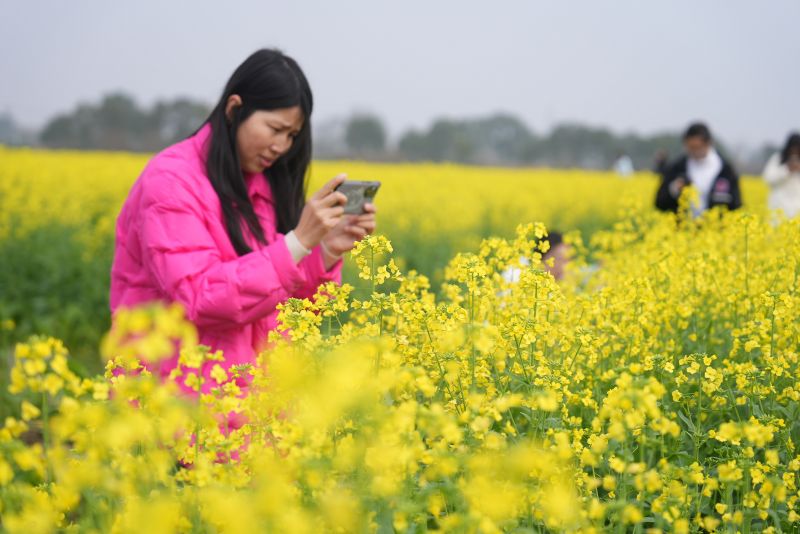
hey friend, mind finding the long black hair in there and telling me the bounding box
[780,132,800,164]
[202,49,313,256]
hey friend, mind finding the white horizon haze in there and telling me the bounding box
[1,0,798,149]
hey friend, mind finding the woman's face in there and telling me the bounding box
[684,136,711,161]
[232,101,304,173]
[544,243,571,281]
[788,149,800,171]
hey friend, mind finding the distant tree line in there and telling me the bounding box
[0,113,37,146]
[395,115,692,170]
[0,92,777,173]
[318,112,775,173]
[38,93,209,152]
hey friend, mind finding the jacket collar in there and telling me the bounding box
[245,171,273,204]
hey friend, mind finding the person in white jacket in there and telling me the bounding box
[763,132,800,218]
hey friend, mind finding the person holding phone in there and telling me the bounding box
[110,49,376,393]
[655,122,742,216]
[762,132,800,218]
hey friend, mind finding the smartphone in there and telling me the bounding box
[335,180,381,215]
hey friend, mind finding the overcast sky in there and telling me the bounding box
[2,1,798,147]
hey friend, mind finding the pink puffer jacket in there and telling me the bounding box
[110,123,341,393]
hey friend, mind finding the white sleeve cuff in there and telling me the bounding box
[285,230,311,264]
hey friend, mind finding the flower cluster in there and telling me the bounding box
[0,147,796,532]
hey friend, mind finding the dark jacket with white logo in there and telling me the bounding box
[655,155,742,213]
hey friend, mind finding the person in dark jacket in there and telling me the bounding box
[655,122,742,214]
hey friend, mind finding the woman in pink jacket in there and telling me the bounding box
[110,49,375,393]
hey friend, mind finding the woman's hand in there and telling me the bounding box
[669,177,687,199]
[294,174,348,249]
[321,203,378,268]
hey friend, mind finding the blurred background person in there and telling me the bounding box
[613,152,634,178]
[762,132,800,218]
[652,148,669,175]
[503,231,570,283]
[655,122,742,215]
